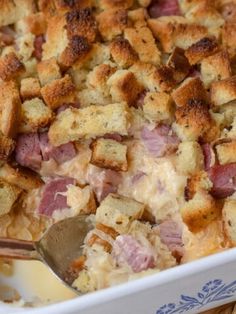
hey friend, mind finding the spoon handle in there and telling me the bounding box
[0,238,41,260]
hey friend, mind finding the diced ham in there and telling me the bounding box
[39,133,76,164]
[202,143,214,171]
[208,163,236,198]
[141,125,180,157]
[33,35,45,61]
[148,0,181,18]
[15,133,42,170]
[87,166,122,202]
[158,220,184,260]
[38,178,76,216]
[56,102,80,114]
[112,235,155,272]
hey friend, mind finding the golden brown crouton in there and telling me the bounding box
[215,141,236,165]
[41,74,76,110]
[59,36,92,68]
[148,16,208,53]
[110,37,139,68]
[181,190,221,233]
[0,52,25,81]
[91,138,128,171]
[42,14,68,60]
[16,12,47,35]
[21,98,53,131]
[37,57,61,86]
[222,199,236,246]
[107,70,144,106]
[178,0,212,14]
[0,180,22,216]
[88,223,119,252]
[54,0,94,12]
[124,26,161,65]
[172,77,208,107]
[96,193,145,233]
[97,0,134,10]
[143,91,174,123]
[20,77,41,100]
[185,37,219,65]
[222,22,236,57]
[200,50,232,88]
[176,141,204,175]
[97,8,128,41]
[0,163,43,190]
[167,47,191,83]
[128,8,147,27]
[211,76,236,106]
[48,103,130,146]
[0,0,35,27]
[185,170,213,201]
[65,9,97,43]
[0,81,21,138]
[173,100,215,141]
[153,66,177,92]
[0,134,15,162]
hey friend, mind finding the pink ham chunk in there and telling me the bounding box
[33,35,45,61]
[158,220,184,260]
[87,167,122,202]
[148,0,181,18]
[38,178,76,216]
[202,143,214,171]
[208,163,236,198]
[141,125,180,157]
[39,133,76,164]
[15,133,42,170]
[112,235,155,272]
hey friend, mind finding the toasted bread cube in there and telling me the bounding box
[124,26,161,66]
[65,9,97,43]
[20,77,41,100]
[143,92,173,123]
[41,74,76,110]
[15,12,46,35]
[129,62,159,92]
[48,103,130,146]
[97,9,128,41]
[153,66,176,92]
[0,163,43,190]
[178,0,210,14]
[0,81,21,138]
[0,180,22,216]
[176,141,204,175]
[91,139,128,171]
[167,47,191,83]
[215,141,236,165]
[21,98,53,130]
[173,100,216,141]
[185,171,213,201]
[107,70,144,106]
[0,0,35,27]
[222,199,236,246]
[128,8,148,27]
[222,22,236,57]
[37,57,61,86]
[201,50,232,88]
[148,16,208,53]
[16,33,35,62]
[97,0,133,9]
[96,193,145,233]
[181,190,220,233]
[58,36,92,68]
[109,37,138,68]
[0,52,25,81]
[211,76,236,107]
[78,88,111,107]
[0,134,15,162]
[172,77,208,107]
[185,37,219,65]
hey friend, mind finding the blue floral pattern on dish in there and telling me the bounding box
[156,279,236,314]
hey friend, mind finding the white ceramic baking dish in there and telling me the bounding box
[1,247,236,314]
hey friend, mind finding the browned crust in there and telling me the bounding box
[222,22,236,57]
[66,8,97,43]
[210,75,236,106]
[154,65,177,92]
[59,35,92,68]
[0,52,25,81]
[167,47,191,83]
[110,37,139,68]
[172,77,208,107]
[185,37,219,65]
[41,74,76,109]
[0,134,15,162]
[23,12,47,35]
[37,57,61,86]
[98,0,134,10]
[20,77,41,100]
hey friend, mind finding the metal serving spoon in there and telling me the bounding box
[0,215,93,292]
